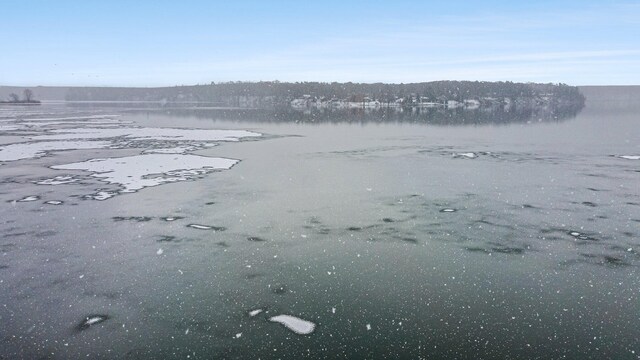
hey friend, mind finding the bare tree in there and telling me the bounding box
[8,93,20,102]
[23,89,34,102]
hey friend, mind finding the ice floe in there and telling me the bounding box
[453,152,478,159]
[0,141,112,161]
[51,154,238,195]
[187,224,226,231]
[142,146,198,154]
[17,195,40,202]
[618,155,640,160]
[45,200,63,205]
[86,191,119,201]
[269,315,316,335]
[77,314,109,330]
[32,127,261,142]
[35,175,81,185]
[249,309,263,317]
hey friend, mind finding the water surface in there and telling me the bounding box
[0,94,638,359]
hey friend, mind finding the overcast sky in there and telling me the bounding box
[1,0,639,86]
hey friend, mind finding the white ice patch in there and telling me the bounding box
[142,146,198,154]
[45,200,63,205]
[0,141,112,161]
[17,195,39,202]
[85,317,103,326]
[188,224,213,230]
[249,309,263,317]
[36,175,80,185]
[87,191,119,201]
[32,127,261,142]
[269,315,316,335]
[618,155,640,160]
[51,154,238,195]
[453,152,478,159]
[22,115,119,122]
[0,124,22,131]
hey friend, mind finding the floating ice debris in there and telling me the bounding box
[45,200,63,205]
[249,309,263,317]
[77,315,109,331]
[269,315,316,335]
[0,141,112,161]
[157,248,164,255]
[112,216,153,222]
[453,152,478,159]
[51,154,238,196]
[187,224,227,231]
[32,127,261,142]
[366,324,372,331]
[35,175,80,185]
[235,333,242,339]
[162,216,183,222]
[17,195,40,202]
[568,231,594,241]
[331,307,336,314]
[618,155,640,160]
[440,208,456,213]
[87,191,119,201]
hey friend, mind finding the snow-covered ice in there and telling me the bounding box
[17,195,40,202]
[453,152,478,159]
[249,309,263,317]
[32,127,261,142]
[0,141,112,161]
[35,175,81,185]
[269,315,316,335]
[618,155,640,160]
[142,146,198,154]
[51,154,238,194]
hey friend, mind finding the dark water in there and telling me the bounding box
[0,93,638,359]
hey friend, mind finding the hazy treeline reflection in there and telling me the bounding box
[67,101,584,126]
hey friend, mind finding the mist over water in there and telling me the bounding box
[0,90,638,359]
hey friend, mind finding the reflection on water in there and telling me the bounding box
[66,100,585,126]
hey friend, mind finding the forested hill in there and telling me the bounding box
[61,81,583,107]
[0,81,584,109]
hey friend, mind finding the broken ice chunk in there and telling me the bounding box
[269,315,316,335]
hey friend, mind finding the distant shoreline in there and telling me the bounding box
[0,100,41,105]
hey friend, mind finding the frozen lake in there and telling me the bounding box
[0,94,639,359]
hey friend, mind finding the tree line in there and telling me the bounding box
[64,80,585,107]
[1,89,40,104]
